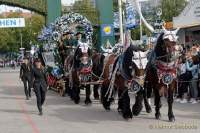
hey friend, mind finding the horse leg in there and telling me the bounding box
[71,71,80,104]
[72,86,80,104]
[64,79,71,97]
[93,85,99,100]
[132,88,144,116]
[101,83,112,110]
[85,85,92,105]
[121,89,132,119]
[168,88,175,122]
[154,88,162,120]
[117,89,123,113]
[143,82,152,113]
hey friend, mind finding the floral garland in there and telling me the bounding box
[38,24,55,42]
[38,12,93,43]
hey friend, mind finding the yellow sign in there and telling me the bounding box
[104,26,111,34]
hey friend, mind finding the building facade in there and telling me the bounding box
[173,0,200,45]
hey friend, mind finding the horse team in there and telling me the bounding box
[56,28,180,122]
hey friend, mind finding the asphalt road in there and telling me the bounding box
[0,69,199,133]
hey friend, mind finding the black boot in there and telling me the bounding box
[39,111,43,116]
[26,96,29,100]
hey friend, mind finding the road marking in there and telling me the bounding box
[5,75,40,133]
[16,97,40,133]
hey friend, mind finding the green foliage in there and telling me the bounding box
[161,0,187,22]
[0,12,45,52]
[63,0,99,24]
[0,0,46,15]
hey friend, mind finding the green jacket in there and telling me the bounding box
[63,39,74,47]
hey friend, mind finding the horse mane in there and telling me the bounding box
[122,45,137,79]
[154,33,167,61]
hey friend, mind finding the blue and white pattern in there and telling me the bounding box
[38,24,55,42]
[114,1,137,29]
[38,12,93,43]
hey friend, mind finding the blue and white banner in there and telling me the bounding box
[114,2,137,29]
[0,18,25,28]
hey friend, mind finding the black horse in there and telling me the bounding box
[145,28,180,122]
[101,44,151,119]
[91,50,105,99]
[71,42,93,104]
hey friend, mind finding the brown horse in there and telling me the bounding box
[145,29,180,122]
[91,50,105,99]
[101,44,151,119]
[63,53,74,98]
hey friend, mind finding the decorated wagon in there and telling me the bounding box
[38,13,94,98]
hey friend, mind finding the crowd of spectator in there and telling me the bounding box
[176,44,200,104]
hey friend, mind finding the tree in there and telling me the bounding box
[0,12,45,52]
[69,0,99,24]
[161,0,187,22]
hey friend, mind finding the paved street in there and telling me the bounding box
[0,69,200,133]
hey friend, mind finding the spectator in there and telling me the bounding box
[176,56,190,103]
[186,51,199,104]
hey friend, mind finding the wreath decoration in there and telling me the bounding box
[38,12,93,43]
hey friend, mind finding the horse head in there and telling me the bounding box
[155,27,180,62]
[164,27,179,51]
[76,41,92,65]
[74,41,92,78]
[123,44,149,81]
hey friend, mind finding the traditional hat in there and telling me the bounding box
[76,32,83,36]
[63,31,71,36]
[34,58,41,62]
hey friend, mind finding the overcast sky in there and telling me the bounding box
[62,0,75,6]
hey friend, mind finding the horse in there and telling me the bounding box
[63,52,74,98]
[145,28,180,122]
[101,44,151,119]
[91,50,105,100]
[70,42,93,104]
[91,45,120,100]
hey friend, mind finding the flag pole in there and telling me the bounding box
[118,0,124,45]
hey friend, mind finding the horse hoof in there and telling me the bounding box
[132,104,143,116]
[74,97,80,104]
[146,107,152,113]
[74,100,80,104]
[155,113,161,120]
[169,116,175,122]
[85,99,92,105]
[123,113,133,120]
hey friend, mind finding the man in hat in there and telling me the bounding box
[32,58,48,115]
[20,57,32,100]
[73,32,83,46]
[63,32,74,48]
[58,32,74,65]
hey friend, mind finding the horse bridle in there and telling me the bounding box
[132,51,148,70]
